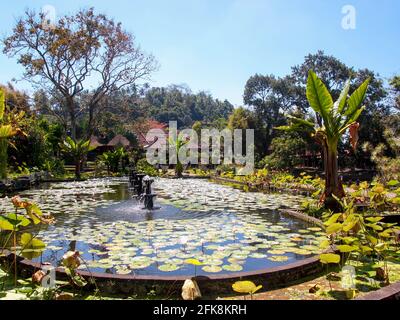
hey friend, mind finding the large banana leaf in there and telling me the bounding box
[277,71,369,147]
[306,70,334,135]
[0,125,15,139]
[344,79,370,117]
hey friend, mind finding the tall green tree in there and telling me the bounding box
[244,51,388,168]
[278,71,370,210]
[390,75,400,110]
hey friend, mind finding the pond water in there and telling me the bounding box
[0,178,327,276]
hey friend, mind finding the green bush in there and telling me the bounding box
[260,134,306,170]
[136,158,160,176]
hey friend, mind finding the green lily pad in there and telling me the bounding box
[158,264,180,272]
[222,264,243,272]
[202,265,222,273]
[268,255,289,262]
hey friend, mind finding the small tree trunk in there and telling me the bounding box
[75,158,81,180]
[66,98,77,140]
[88,104,95,139]
[323,142,345,211]
[0,139,8,179]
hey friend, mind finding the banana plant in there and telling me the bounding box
[277,71,370,210]
[100,147,128,174]
[60,137,96,180]
[168,136,189,178]
[0,88,25,179]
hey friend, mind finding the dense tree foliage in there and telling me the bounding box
[140,85,234,128]
[3,8,157,140]
[244,51,393,170]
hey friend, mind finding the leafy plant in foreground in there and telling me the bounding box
[0,196,53,286]
[232,281,262,300]
[320,197,400,287]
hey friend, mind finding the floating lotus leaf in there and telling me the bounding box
[249,253,268,259]
[169,258,184,265]
[307,227,322,232]
[290,237,304,242]
[227,257,245,265]
[176,252,195,259]
[231,253,248,260]
[116,267,132,275]
[268,255,289,262]
[130,262,152,269]
[283,242,298,247]
[301,245,320,252]
[185,259,203,266]
[202,258,224,266]
[268,250,286,255]
[212,251,230,259]
[158,264,180,272]
[202,265,222,273]
[256,244,271,249]
[222,264,243,272]
[246,246,259,252]
[291,248,312,255]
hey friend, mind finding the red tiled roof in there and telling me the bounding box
[89,136,104,148]
[108,134,131,147]
[136,119,169,148]
[146,119,168,131]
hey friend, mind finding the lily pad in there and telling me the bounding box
[222,264,243,272]
[202,265,223,273]
[158,264,180,272]
[268,255,289,262]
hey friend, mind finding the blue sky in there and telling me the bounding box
[0,0,399,106]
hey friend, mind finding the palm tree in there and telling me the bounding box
[60,137,96,180]
[0,88,24,179]
[277,71,370,210]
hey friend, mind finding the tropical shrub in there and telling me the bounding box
[136,158,160,177]
[99,147,128,174]
[60,137,96,179]
[363,127,400,182]
[169,136,189,178]
[320,197,400,285]
[0,197,53,286]
[0,88,25,179]
[260,133,307,170]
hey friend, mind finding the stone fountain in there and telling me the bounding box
[128,166,146,196]
[128,166,157,210]
[141,176,157,210]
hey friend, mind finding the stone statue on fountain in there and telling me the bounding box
[128,165,157,210]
